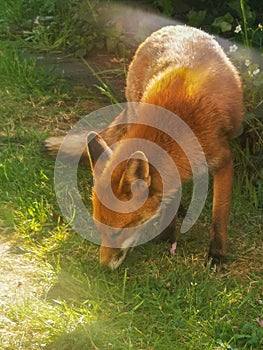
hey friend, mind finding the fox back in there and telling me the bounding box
[87,25,243,269]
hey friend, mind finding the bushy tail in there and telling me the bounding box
[44,108,128,162]
[44,136,64,156]
[45,133,88,158]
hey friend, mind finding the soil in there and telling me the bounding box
[0,240,52,305]
[31,51,127,97]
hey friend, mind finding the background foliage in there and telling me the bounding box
[1,0,263,52]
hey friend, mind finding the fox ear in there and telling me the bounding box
[87,131,112,176]
[120,151,151,196]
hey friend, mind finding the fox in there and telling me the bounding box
[46,25,243,269]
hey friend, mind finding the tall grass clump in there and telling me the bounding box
[0,0,128,56]
[227,1,263,208]
[0,42,66,101]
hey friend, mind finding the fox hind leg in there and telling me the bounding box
[209,156,234,265]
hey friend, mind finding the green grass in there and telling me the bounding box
[0,31,263,350]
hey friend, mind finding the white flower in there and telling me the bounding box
[252,68,260,76]
[190,282,197,286]
[258,23,263,31]
[244,59,251,67]
[248,67,260,77]
[229,44,238,53]
[234,25,242,33]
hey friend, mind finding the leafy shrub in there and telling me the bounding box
[0,0,130,56]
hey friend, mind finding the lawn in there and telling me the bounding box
[0,29,262,350]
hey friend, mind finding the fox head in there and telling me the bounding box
[87,131,162,269]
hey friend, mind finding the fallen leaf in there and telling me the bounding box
[110,57,124,63]
[170,241,177,255]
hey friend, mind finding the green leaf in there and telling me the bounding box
[187,9,207,27]
[155,0,174,16]
[228,0,243,17]
[212,13,234,32]
[253,79,263,87]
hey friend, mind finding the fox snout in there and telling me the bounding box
[100,246,130,270]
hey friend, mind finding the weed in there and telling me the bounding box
[227,19,263,208]
[0,42,66,101]
[81,56,120,104]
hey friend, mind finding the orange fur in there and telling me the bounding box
[87,25,243,269]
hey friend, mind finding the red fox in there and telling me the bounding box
[46,26,243,269]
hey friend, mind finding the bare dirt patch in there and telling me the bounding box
[0,239,53,305]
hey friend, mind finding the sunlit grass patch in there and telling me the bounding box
[0,296,97,350]
[0,42,66,101]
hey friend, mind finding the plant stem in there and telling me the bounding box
[122,268,128,301]
[81,56,119,104]
[240,0,249,47]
